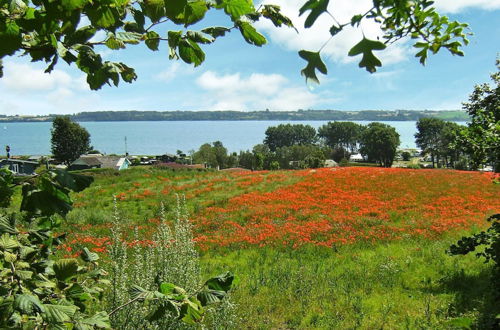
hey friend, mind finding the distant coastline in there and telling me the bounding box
[0,110,469,122]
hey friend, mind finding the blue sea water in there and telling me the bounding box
[0,120,461,156]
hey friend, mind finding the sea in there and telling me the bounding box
[0,121,466,156]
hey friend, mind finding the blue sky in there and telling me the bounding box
[0,0,499,115]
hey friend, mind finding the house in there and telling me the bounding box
[0,159,38,175]
[69,156,131,171]
[349,153,365,162]
[156,153,177,163]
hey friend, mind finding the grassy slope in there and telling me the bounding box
[64,167,499,328]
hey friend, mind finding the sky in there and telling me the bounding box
[0,0,499,115]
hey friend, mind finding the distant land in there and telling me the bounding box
[0,110,469,122]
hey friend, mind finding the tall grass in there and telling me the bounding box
[105,196,237,329]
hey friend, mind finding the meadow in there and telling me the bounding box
[63,166,500,328]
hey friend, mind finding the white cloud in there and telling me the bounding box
[0,60,100,115]
[195,70,332,110]
[256,0,410,66]
[154,62,197,82]
[434,0,500,13]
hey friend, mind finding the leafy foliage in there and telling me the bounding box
[318,121,365,157]
[298,0,470,83]
[0,0,293,89]
[0,168,235,328]
[448,214,500,268]
[454,61,499,172]
[264,124,317,152]
[0,0,469,87]
[360,122,400,167]
[51,116,92,166]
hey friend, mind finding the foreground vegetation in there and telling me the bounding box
[52,166,500,328]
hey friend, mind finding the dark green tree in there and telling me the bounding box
[264,124,317,151]
[51,116,91,166]
[455,61,499,172]
[192,141,229,169]
[415,117,447,168]
[318,121,365,158]
[360,122,400,167]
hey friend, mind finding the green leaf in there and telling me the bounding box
[4,251,17,263]
[142,0,166,22]
[53,170,94,193]
[299,0,329,28]
[21,185,72,217]
[179,39,205,66]
[329,24,342,36]
[218,0,254,21]
[116,32,142,45]
[65,26,97,46]
[261,4,295,29]
[197,289,226,305]
[204,271,234,292]
[0,215,18,234]
[146,300,179,321]
[351,14,363,26]
[129,285,150,301]
[180,298,204,324]
[14,294,44,314]
[164,0,187,21]
[186,31,213,44]
[75,311,111,329]
[15,270,33,280]
[60,0,88,11]
[106,33,125,50]
[348,37,386,73]
[53,258,79,282]
[0,233,20,249]
[298,50,327,84]
[237,21,266,46]
[145,31,160,51]
[159,282,176,294]
[201,26,230,38]
[86,5,119,29]
[42,304,77,323]
[168,30,182,59]
[182,1,208,27]
[80,247,99,262]
[0,21,22,57]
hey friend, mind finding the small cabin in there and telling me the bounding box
[0,159,38,175]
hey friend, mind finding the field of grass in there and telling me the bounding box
[61,166,499,328]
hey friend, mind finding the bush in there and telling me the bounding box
[448,214,500,268]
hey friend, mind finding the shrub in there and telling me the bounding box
[448,214,500,268]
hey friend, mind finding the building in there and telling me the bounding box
[0,159,39,175]
[69,156,131,171]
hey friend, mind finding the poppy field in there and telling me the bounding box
[63,167,500,328]
[66,167,499,252]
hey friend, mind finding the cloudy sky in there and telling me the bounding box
[1,0,499,115]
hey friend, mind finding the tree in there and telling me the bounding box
[51,116,91,166]
[415,118,446,168]
[0,1,469,89]
[264,124,317,151]
[360,122,400,167]
[318,121,364,159]
[455,61,499,172]
[192,141,229,169]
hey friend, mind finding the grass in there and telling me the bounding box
[58,166,500,328]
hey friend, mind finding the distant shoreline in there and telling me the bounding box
[0,110,469,122]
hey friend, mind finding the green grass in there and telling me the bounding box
[58,167,500,328]
[200,236,498,329]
